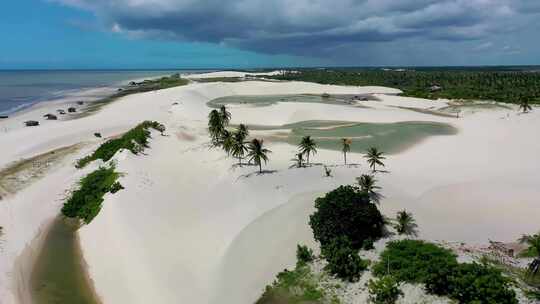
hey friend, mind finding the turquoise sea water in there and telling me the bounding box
[0,70,213,115]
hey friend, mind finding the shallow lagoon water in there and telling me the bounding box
[251,120,458,154]
[30,217,99,304]
[207,94,377,108]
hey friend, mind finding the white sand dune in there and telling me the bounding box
[1,73,539,304]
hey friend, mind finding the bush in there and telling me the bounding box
[110,181,124,194]
[372,240,458,283]
[446,263,517,304]
[374,240,518,304]
[309,185,385,250]
[296,244,314,266]
[322,237,369,282]
[256,266,326,304]
[76,121,164,168]
[368,275,403,304]
[61,166,119,224]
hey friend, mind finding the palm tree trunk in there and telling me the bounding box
[344,152,347,165]
[307,154,310,166]
[238,156,242,167]
[259,162,262,173]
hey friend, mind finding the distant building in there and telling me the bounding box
[68,107,77,113]
[430,85,442,92]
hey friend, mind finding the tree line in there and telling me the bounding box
[265,69,540,104]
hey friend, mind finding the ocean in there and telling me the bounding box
[0,70,212,115]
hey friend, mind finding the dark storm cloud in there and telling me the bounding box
[54,0,540,59]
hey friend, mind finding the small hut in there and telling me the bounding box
[430,85,442,92]
[76,101,84,105]
[68,107,77,113]
[57,109,66,115]
[43,114,58,120]
[24,120,39,127]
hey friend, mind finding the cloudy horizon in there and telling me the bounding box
[2,0,540,68]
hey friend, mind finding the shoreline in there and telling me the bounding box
[0,70,186,118]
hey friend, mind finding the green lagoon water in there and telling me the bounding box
[30,217,99,304]
[208,94,376,108]
[251,120,457,154]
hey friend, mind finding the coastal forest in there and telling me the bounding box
[266,69,540,103]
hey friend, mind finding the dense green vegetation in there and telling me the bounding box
[427,262,517,303]
[321,236,369,282]
[373,240,518,304]
[296,244,315,267]
[76,121,165,168]
[266,69,540,103]
[256,261,337,304]
[373,240,457,282]
[309,185,385,250]
[61,166,121,224]
[368,275,403,304]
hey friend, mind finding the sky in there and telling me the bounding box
[1,0,540,69]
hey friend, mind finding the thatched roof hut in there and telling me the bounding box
[430,85,442,92]
[43,114,58,120]
[76,101,84,105]
[24,120,39,127]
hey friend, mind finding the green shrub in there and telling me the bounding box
[372,240,458,283]
[446,263,517,304]
[368,275,403,304]
[322,237,369,282]
[309,185,385,250]
[256,266,326,304]
[296,244,314,266]
[374,240,518,304]
[76,121,164,168]
[61,166,119,224]
[110,181,124,194]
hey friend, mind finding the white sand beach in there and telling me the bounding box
[1,72,539,304]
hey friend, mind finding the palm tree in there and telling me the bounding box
[519,232,540,275]
[341,138,351,165]
[291,153,304,168]
[231,131,248,166]
[219,105,231,126]
[395,210,418,237]
[356,174,382,204]
[519,97,533,113]
[208,109,223,145]
[237,124,249,141]
[247,138,271,173]
[220,130,234,155]
[365,147,385,173]
[298,136,317,166]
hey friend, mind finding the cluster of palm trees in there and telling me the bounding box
[209,106,389,175]
[356,172,417,236]
[208,105,271,173]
